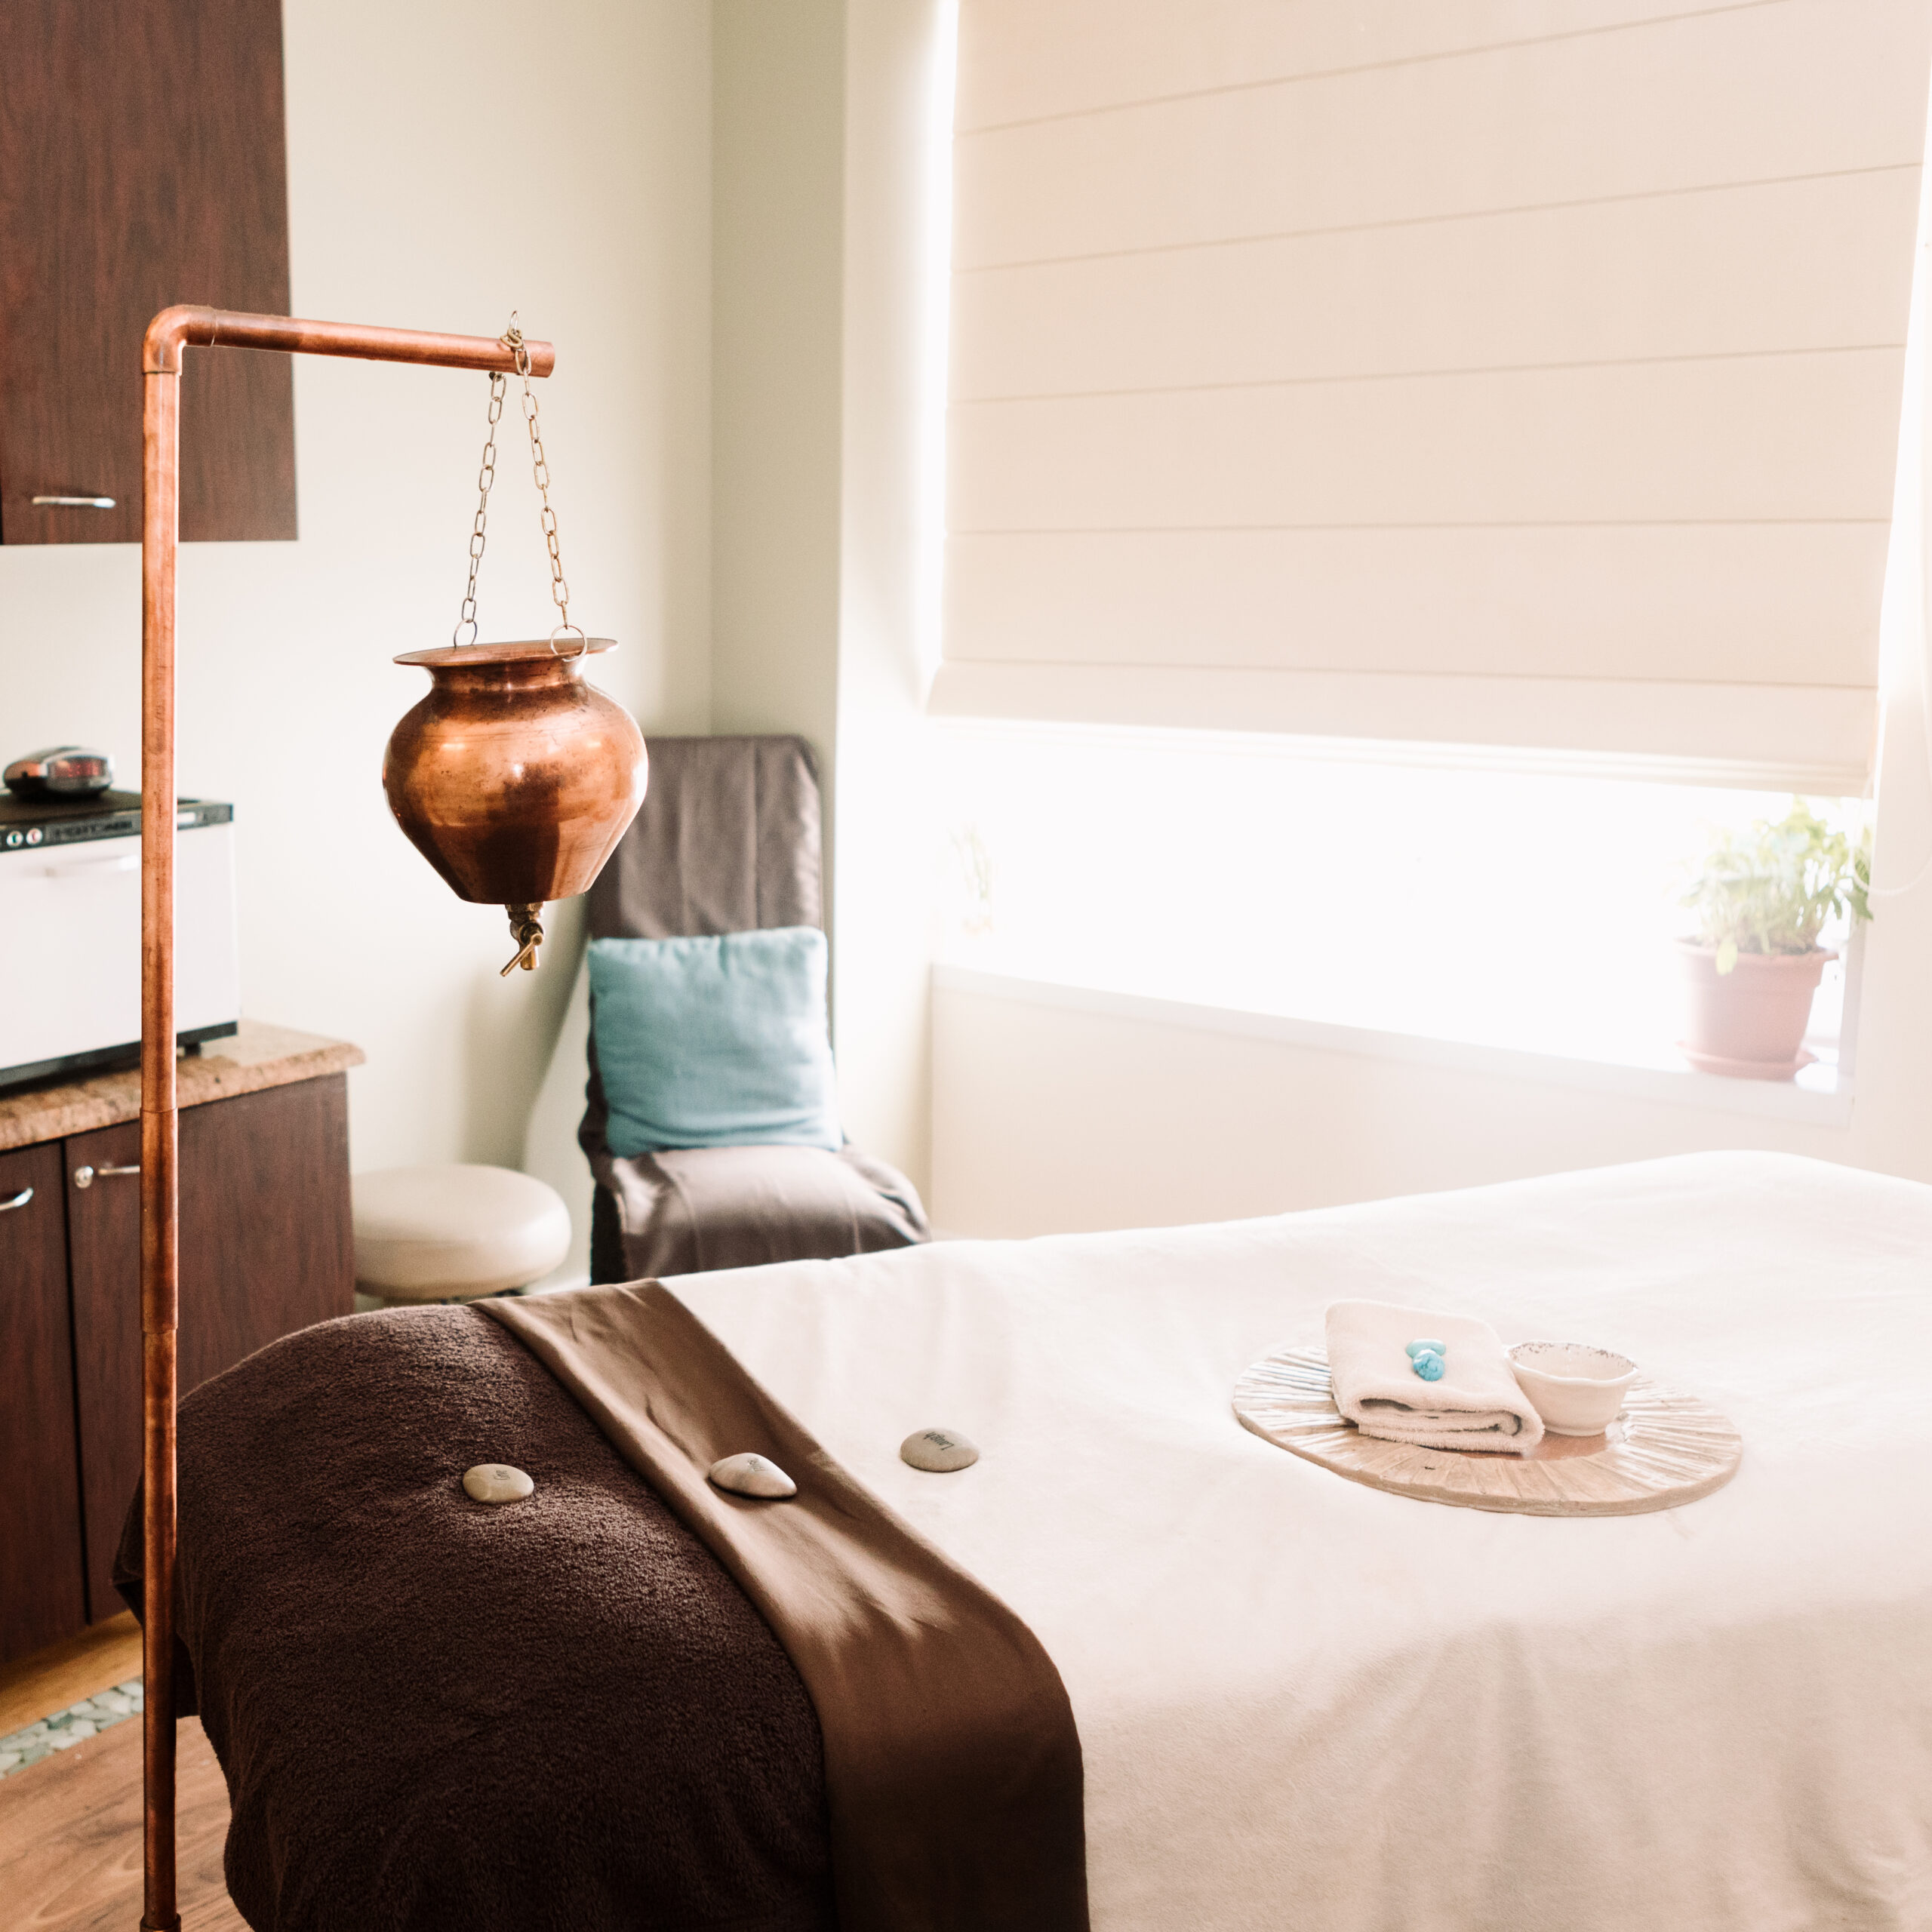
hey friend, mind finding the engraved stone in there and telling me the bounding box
[708,1452,798,1499]
[900,1427,980,1472]
[463,1463,534,1504]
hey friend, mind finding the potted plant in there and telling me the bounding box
[1676,801,1871,1079]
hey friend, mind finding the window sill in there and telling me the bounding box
[932,964,1855,1128]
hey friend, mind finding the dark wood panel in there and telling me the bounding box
[0,1138,87,1664]
[0,0,296,546]
[177,1073,355,1392]
[63,1115,142,1626]
[69,1075,353,1620]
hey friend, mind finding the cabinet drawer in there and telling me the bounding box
[0,1140,87,1660]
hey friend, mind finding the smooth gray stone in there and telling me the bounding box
[707,1451,797,1499]
[900,1427,979,1472]
[463,1463,535,1504]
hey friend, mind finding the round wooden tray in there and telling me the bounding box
[1234,1344,1741,1516]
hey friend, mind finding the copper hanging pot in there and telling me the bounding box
[384,316,647,973]
[384,635,646,968]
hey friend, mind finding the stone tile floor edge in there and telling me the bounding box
[0,1678,145,1777]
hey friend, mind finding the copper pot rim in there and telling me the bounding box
[1672,939,1837,970]
[394,636,619,668]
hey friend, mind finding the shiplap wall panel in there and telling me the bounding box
[940,0,1931,777]
[955,0,1766,131]
[954,3,1927,269]
[951,353,1904,529]
[944,527,1888,685]
[952,171,1920,401]
[927,664,1880,786]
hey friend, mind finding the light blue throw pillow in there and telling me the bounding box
[588,928,841,1156]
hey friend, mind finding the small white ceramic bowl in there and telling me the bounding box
[1509,1342,1638,1437]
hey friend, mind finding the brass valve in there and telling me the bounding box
[500,902,544,975]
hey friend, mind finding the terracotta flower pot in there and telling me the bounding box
[1673,941,1830,1080]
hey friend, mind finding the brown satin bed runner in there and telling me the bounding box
[482,1281,1089,1932]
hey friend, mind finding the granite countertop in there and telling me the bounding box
[0,1021,365,1152]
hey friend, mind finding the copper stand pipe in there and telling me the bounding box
[140,303,557,377]
[138,346,180,1932]
[138,306,554,1932]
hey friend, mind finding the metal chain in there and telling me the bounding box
[504,318,582,658]
[452,369,506,648]
[452,312,582,657]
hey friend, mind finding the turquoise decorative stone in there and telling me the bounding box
[1411,1350,1446,1382]
[1404,1339,1447,1360]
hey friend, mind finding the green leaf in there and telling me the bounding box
[1715,938,1739,975]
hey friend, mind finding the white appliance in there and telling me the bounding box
[0,791,240,1090]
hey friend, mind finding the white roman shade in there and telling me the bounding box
[934,0,1932,788]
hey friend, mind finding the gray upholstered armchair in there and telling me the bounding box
[581,734,930,1281]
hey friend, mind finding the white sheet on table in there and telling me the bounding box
[668,1151,1932,1932]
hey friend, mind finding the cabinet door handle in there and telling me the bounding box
[31,494,115,509]
[0,1186,32,1211]
[73,1163,140,1189]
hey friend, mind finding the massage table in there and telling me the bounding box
[125,1149,1932,1930]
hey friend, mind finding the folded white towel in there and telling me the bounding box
[1324,1300,1544,1453]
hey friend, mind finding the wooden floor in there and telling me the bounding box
[0,1619,242,1930]
[0,1615,143,1739]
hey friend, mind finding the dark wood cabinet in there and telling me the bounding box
[5,1069,352,1662]
[68,1079,353,1618]
[0,1139,87,1661]
[0,0,297,545]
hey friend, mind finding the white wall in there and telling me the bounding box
[532,0,946,1275]
[829,0,951,1189]
[709,0,946,1196]
[1,2,712,1201]
[710,0,845,765]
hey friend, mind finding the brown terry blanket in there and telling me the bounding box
[116,1306,835,1932]
[487,1282,1089,1932]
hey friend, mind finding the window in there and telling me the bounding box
[937,720,1867,1090]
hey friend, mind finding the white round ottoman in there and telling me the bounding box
[352,1164,573,1306]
